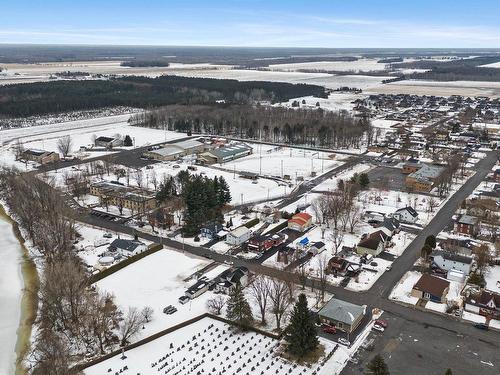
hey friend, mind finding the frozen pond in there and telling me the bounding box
[0,214,23,375]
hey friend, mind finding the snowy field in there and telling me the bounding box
[313,163,372,191]
[225,143,345,180]
[0,216,24,375]
[368,80,500,98]
[84,317,343,375]
[95,249,213,338]
[268,58,388,72]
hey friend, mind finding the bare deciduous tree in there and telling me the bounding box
[119,307,143,346]
[249,275,271,325]
[206,295,227,315]
[268,278,292,332]
[141,306,154,323]
[57,135,73,157]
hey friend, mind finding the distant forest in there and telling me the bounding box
[130,104,370,149]
[390,56,500,82]
[120,60,170,67]
[0,76,327,117]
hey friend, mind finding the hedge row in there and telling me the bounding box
[244,218,260,228]
[88,243,163,284]
[264,220,288,235]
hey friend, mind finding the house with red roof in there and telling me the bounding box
[287,212,313,232]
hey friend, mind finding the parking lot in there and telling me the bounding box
[367,166,406,191]
[341,311,500,375]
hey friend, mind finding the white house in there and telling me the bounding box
[392,206,419,224]
[226,226,251,246]
[431,250,473,275]
[108,238,147,257]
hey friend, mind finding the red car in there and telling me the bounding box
[375,319,388,328]
[322,326,337,334]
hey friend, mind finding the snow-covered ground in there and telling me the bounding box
[84,317,343,375]
[389,271,421,305]
[313,163,372,191]
[268,58,388,72]
[225,143,344,181]
[95,248,213,338]
[0,215,24,375]
[390,270,464,312]
[484,265,500,294]
[462,311,487,324]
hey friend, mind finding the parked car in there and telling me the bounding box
[385,265,392,271]
[322,326,337,334]
[473,323,489,330]
[375,319,388,328]
[370,261,378,267]
[163,305,177,314]
[338,338,350,346]
[103,232,113,238]
[178,296,190,305]
[372,324,385,332]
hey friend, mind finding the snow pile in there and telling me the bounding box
[389,271,421,305]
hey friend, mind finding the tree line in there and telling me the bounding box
[0,76,327,118]
[0,169,153,374]
[130,104,370,149]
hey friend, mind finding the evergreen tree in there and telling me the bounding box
[123,135,133,146]
[445,369,453,375]
[285,294,319,357]
[359,173,370,188]
[226,282,253,328]
[425,234,436,249]
[421,244,433,260]
[366,354,390,375]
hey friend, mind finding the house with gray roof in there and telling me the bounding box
[318,297,366,333]
[405,163,445,192]
[108,238,147,257]
[430,249,473,275]
[454,214,479,236]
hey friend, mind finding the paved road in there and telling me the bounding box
[74,150,499,344]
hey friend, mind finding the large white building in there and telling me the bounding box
[431,250,473,275]
[226,226,251,246]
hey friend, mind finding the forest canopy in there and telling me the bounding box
[130,104,369,149]
[0,75,327,117]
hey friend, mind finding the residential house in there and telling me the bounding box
[20,149,60,165]
[430,250,473,275]
[318,297,366,333]
[200,223,224,239]
[226,226,251,246]
[465,290,500,320]
[287,212,313,232]
[309,241,326,255]
[95,136,123,148]
[108,238,147,257]
[438,238,477,257]
[392,206,419,224]
[185,280,209,299]
[411,274,450,303]
[214,267,250,294]
[327,256,348,275]
[247,233,285,252]
[296,237,310,251]
[454,214,479,236]
[356,230,389,256]
[381,217,401,235]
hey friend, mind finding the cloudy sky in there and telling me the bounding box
[1,0,499,47]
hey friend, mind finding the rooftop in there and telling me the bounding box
[412,274,450,297]
[318,297,366,325]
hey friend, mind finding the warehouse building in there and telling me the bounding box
[198,143,252,164]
